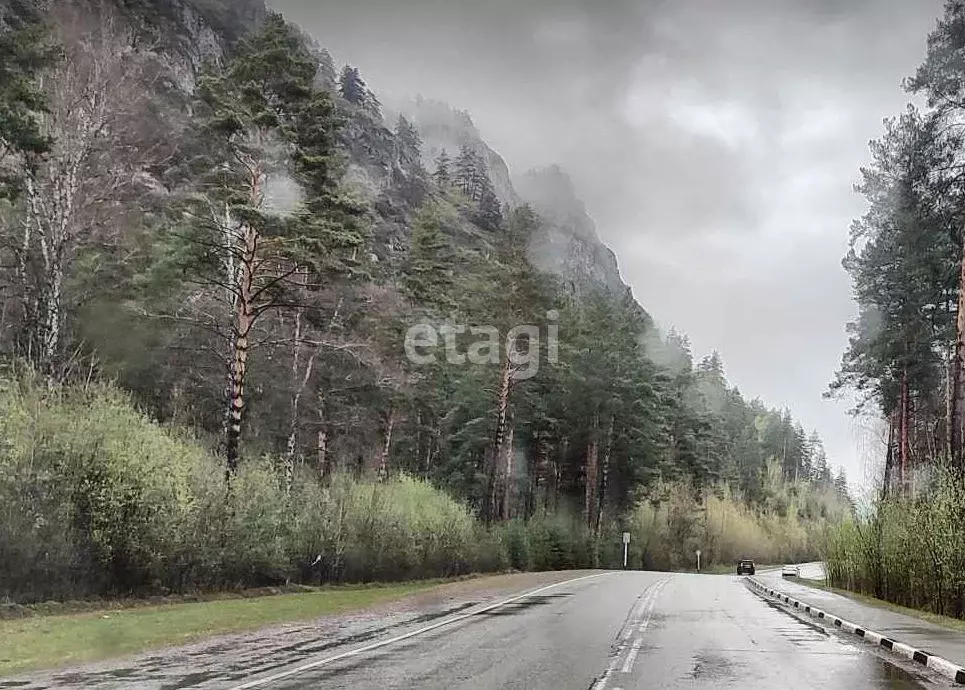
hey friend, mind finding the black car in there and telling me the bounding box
[737,559,755,575]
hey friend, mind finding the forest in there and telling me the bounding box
[0,0,849,604]
[826,0,965,619]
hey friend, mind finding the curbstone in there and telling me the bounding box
[744,576,965,686]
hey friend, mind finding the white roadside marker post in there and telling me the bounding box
[622,531,631,570]
[696,549,701,573]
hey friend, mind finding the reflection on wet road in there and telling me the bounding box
[2,572,954,690]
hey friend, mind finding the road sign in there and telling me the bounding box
[622,532,631,544]
[622,532,631,569]
[696,549,701,572]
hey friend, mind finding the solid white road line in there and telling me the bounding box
[227,571,612,690]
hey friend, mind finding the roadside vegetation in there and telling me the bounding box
[0,374,848,604]
[0,580,449,677]
[826,468,965,617]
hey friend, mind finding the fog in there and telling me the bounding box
[271,0,945,495]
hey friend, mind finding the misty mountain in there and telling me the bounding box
[391,96,631,299]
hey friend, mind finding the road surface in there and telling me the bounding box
[5,570,953,689]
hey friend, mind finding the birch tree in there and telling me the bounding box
[4,5,158,379]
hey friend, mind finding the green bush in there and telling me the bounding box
[0,377,505,603]
[826,470,965,618]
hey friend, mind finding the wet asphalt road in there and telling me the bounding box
[260,571,942,690]
[4,570,953,690]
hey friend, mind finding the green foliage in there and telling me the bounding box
[404,202,454,308]
[629,479,847,571]
[0,0,54,200]
[826,468,965,617]
[0,10,849,603]
[0,376,507,603]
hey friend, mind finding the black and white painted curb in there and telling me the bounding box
[745,576,965,685]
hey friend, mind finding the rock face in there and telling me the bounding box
[397,98,632,299]
[396,97,520,207]
[514,165,629,298]
[104,0,638,304]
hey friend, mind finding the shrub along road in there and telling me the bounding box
[3,570,952,689]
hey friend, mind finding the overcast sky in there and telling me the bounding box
[272,0,945,496]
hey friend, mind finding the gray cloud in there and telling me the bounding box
[271,0,946,489]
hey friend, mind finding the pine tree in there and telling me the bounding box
[433,149,451,187]
[395,114,423,174]
[162,13,354,478]
[404,202,453,308]
[339,65,381,119]
[0,2,52,201]
[339,65,366,105]
[454,145,479,199]
[475,176,503,231]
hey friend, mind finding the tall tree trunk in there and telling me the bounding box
[377,405,396,482]
[882,411,895,501]
[900,368,910,494]
[224,223,257,480]
[487,359,513,523]
[501,420,515,520]
[40,263,63,383]
[534,432,550,518]
[595,415,615,537]
[555,436,568,515]
[317,392,330,479]
[284,311,317,497]
[948,339,956,465]
[953,234,965,472]
[584,413,600,530]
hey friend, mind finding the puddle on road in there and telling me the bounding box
[863,658,934,689]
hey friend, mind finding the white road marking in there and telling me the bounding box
[593,576,671,689]
[620,578,668,674]
[227,571,612,690]
[621,638,643,672]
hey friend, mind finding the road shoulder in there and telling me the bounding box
[746,575,965,685]
[0,570,602,687]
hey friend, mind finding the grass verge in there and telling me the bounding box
[0,579,457,678]
[791,578,965,635]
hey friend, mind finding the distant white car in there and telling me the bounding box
[782,565,800,577]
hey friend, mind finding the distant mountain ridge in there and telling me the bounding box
[395,97,635,301]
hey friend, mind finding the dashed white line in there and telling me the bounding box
[226,571,611,690]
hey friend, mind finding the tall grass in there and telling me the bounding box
[826,469,965,617]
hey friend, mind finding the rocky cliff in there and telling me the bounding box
[395,97,632,300]
[95,0,638,304]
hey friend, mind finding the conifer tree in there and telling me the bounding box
[0,2,52,201]
[433,149,451,187]
[395,114,422,171]
[339,65,366,105]
[404,203,453,308]
[162,13,356,478]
